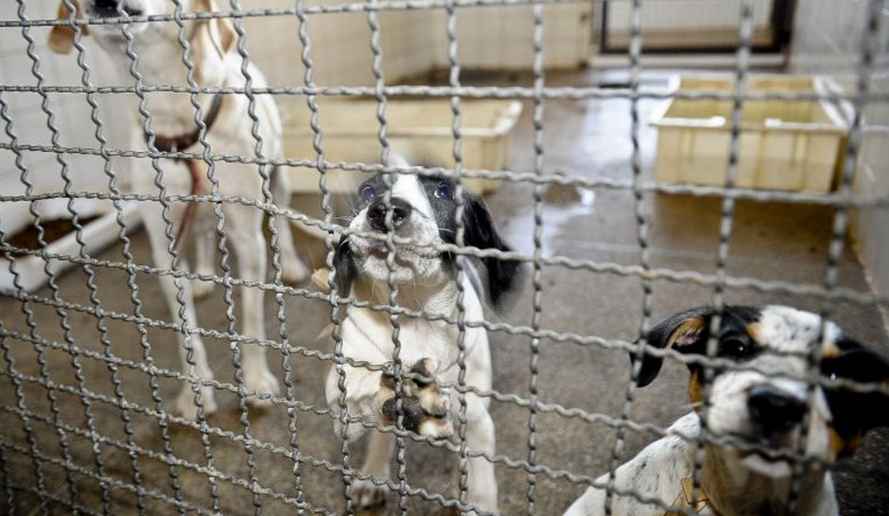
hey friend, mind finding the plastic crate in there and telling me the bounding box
[281,98,522,195]
[650,74,848,193]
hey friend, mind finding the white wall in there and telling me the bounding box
[0,0,128,235]
[0,0,591,236]
[606,0,775,48]
[242,0,593,87]
[0,0,592,236]
[789,0,889,321]
[607,0,773,32]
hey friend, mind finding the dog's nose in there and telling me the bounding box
[93,0,142,17]
[93,0,120,15]
[747,385,807,435]
[367,198,412,232]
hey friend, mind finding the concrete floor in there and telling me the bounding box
[1,70,888,515]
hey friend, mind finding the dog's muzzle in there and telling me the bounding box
[747,385,807,437]
[366,197,412,232]
[91,0,143,17]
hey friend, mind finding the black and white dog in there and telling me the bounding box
[323,156,520,514]
[564,305,889,516]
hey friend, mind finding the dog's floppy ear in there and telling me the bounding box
[190,0,237,80]
[821,337,889,451]
[331,234,357,297]
[49,0,89,55]
[634,307,714,387]
[461,194,521,308]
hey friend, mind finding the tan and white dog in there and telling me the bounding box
[49,0,309,418]
[564,305,889,516]
[322,157,521,515]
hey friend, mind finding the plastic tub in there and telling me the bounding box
[280,98,523,195]
[0,202,141,294]
[650,74,848,193]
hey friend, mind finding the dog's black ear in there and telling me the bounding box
[634,307,714,387]
[821,337,889,449]
[331,235,357,297]
[462,195,521,308]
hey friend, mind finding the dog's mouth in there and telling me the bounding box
[351,237,411,263]
[97,32,128,42]
[735,432,800,478]
[740,444,789,462]
[365,246,421,269]
[737,428,798,453]
[717,425,797,460]
[351,230,431,259]
[741,452,793,478]
[92,24,147,46]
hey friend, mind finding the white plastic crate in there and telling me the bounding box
[281,98,523,195]
[0,201,141,294]
[651,74,849,193]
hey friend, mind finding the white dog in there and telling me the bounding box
[321,158,520,515]
[564,305,889,516]
[49,0,309,418]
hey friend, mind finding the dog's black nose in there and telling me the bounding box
[93,0,120,15]
[93,0,142,17]
[367,198,412,232]
[747,385,807,434]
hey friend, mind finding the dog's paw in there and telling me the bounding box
[242,366,280,408]
[379,358,452,439]
[175,384,218,420]
[352,478,388,511]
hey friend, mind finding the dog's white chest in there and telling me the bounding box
[344,312,481,378]
[341,277,489,385]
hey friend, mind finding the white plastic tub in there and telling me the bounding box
[0,201,141,294]
[650,74,848,193]
[280,98,523,195]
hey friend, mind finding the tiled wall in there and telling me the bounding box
[789,0,889,317]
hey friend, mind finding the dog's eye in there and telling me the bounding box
[359,184,377,203]
[434,181,452,199]
[721,336,755,360]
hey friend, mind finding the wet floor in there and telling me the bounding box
[1,69,888,516]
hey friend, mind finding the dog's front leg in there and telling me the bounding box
[191,208,217,299]
[324,360,388,441]
[464,397,499,515]
[141,202,218,419]
[269,164,309,284]
[353,429,395,511]
[225,202,280,406]
[324,364,396,509]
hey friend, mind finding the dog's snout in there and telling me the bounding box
[93,0,120,15]
[367,198,412,232]
[93,0,142,17]
[747,385,807,434]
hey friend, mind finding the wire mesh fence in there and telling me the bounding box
[0,0,887,515]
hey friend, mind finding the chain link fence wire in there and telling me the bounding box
[0,0,888,515]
